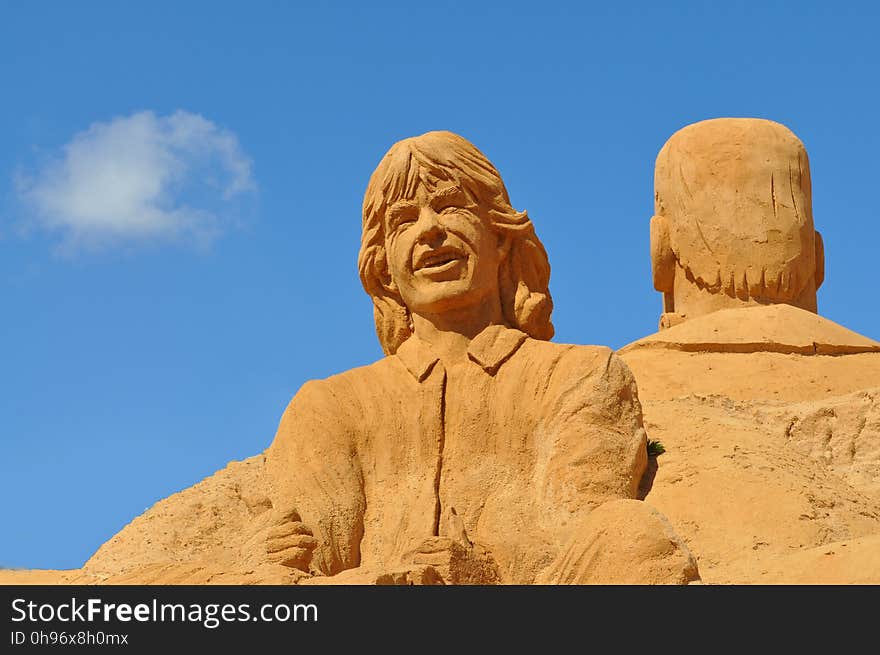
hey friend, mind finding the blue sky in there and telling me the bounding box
[2,1,878,569]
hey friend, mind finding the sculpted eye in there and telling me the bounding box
[387,211,416,232]
[430,186,469,215]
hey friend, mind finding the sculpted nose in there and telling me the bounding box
[416,206,445,244]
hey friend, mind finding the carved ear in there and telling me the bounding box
[650,214,675,293]
[814,229,825,290]
[381,275,398,295]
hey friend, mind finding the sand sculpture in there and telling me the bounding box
[649,117,823,329]
[262,131,697,584]
[620,118,880,583]
[5,121,877,586]
[1,131,698,585]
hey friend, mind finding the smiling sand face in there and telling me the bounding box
[383,181,507,321]
[358,130,554,354]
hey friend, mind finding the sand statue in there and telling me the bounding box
[1,131,698,586]
[626,117,880,357]
[650,117,824,329]
[17,121,880,586]
[625,117,880,356]
[262,131,698,584]
[619,118,880,583]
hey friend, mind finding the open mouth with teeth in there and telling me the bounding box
[414,247,466,275]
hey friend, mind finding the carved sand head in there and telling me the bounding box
[359,131,553,355]
[651,118,825,326]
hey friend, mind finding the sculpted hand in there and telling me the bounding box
[265,507,318,572]
[405,508,471,566]
[401,508,501,584]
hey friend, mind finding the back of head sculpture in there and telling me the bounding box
[650,118,825,327]
[358,130,554,354]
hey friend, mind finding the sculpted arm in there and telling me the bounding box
[538,347,648,513]
[535,347,698,584]
[264,378,366,577]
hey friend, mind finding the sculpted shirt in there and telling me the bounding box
[265,325,648,583]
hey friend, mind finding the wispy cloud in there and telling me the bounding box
[16,110,255,251]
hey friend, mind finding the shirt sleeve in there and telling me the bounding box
[264,377,367,576]
[536,345,648,518]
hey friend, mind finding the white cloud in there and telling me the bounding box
[16,110,255,250]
